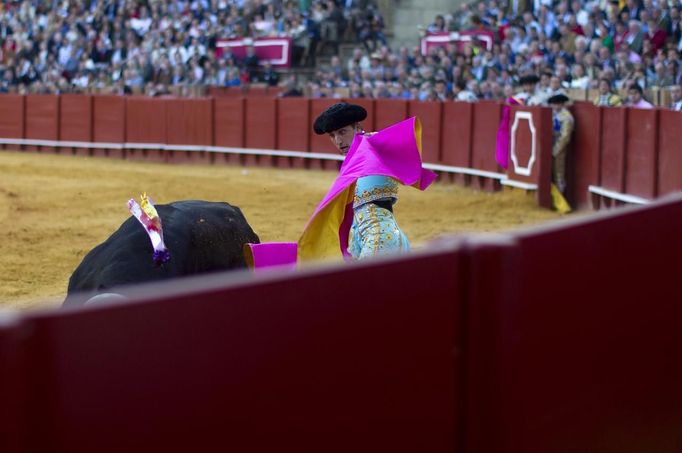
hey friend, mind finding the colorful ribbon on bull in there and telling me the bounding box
[128,193,171,266]
[246,116,437,269]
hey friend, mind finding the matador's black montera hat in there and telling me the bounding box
[313,103,367,135]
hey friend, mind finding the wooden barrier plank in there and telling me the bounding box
[125,98,167,163]
[25,95,59,141]
[92,95,126,159]
[0,319,30,453]
[165,98,213,165]
[308,99,338,169]
[244,97,276,166]
[59,95,93,156]
[624,108,658,199]
[656,110,682,196]
[213,97,244,148]
[59,95,92,142]
[441,102,473,169]
[23,248,465,453]
[374,99,408,131]
[308,98,338,153]
[570,102,601,209]
[276,98,310,168]
[25,95,59,153]
[276,98,310,152]
[125,98,167,144]
[166,98,213,146]
[247,85,269,97]
[341,98,375,132]
[408,101,442,164]
[473,196,682,452]
[599,107,627,192]
[0,95,25,141]
[213,97,244,165]
[93,96,125,143]
[471,101,502,189]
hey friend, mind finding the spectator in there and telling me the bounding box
[279,76,303,97]
[670,85,682,111]
[257,61,280,86]
[241,44,259,82]
[453,79,478,102]
[626,82,654,108]
[624,20,645,54]
[434,79,450,101]
[427,15,447,34]
[593,78,624,106]
[318,0,345,56]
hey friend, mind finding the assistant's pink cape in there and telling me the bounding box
[495,96,523,169]
[246,116,437,269]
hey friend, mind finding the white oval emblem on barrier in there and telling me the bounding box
[510,111,536,177]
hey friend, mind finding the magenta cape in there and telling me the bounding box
[247,116,437,269]
[495,96,523,169]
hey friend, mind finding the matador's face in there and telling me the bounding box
[328,124,361,155]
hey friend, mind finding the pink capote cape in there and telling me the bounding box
[495,96,523,169]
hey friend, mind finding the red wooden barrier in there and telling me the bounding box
[0,319,29,453]
[308,98,339,169]
[21,248,464,453]
[599,107,627,193]
[458,235,517,453]
[570,102,600,209]
[59,95,93,156]
[244,97,277,166]
[344,98,375,132]
[165,98,213,165]
[276,98,310,168]
[624,108,658,199]
[467,195,682,452]
[25,95,59,152]
[125,97,168,163]
[471,101,502,189]
[7,92,681,209]
[246,85,273,97]
[165,98,213,146]
[308,98,338,147]
[0,95,25,147]
[92,95,125,158]
[213,97,245,165]
[374,99,408,131]
[408,101,442,164]
[125,97,167,144]
[505,106,553,208]
[656,110,682,196]
[207,87,245,98]
[441,102,473,169]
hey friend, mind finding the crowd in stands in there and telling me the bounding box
[306,0,682,109]
[0,0,680,110]
[0,0,385,95]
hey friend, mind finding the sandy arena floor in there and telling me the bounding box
[0,151,571,309]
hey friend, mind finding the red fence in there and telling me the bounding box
[2,194,682,452]
[571,102,682,207]
[0,95,681,209]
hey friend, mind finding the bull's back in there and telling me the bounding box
[64,200,260,306]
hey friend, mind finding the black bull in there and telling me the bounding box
[64,200,260,306]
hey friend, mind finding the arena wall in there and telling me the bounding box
[0,94,681,210]
[2,194,681,452]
